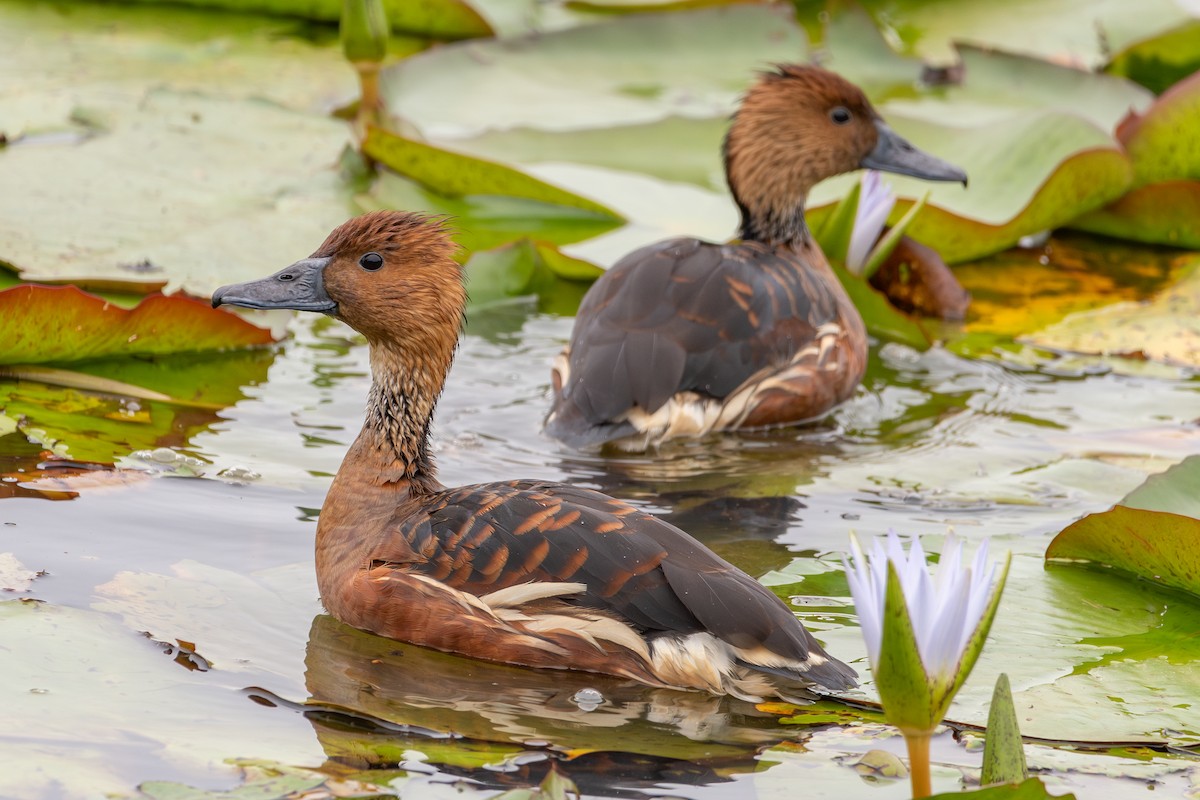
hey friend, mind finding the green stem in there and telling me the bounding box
[904,729,933,798]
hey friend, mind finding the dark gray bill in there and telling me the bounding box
[862,121,968,185]
[211,257,336,313]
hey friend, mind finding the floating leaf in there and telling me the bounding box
[1107,20,1200,94]
[1046,457,1200,598]
[380,4,806,137]
[1118,70,1200,186]
[464,239,602,315]
[362,127,621,219]
[0,285,274,364]
[0,90,361,294]
[97,0,492,39]
[981,673,1029,786]
[861,0,1193,69]
[1022,261,1200,368]
[808,112,1133,264]
[365,170,622,256]
[1070,180,1200,248]
[0,553,38,593]
[1,350,273,462]
[929,777,1072,799]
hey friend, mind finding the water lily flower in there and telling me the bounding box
[845,170,896,275]
[844,531,1010,798]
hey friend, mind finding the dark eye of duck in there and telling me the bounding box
[829,106,852,125]
[359,252,384,271]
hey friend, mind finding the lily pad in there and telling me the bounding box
[0,286,273,364]
[858,0,1194,69]
[1070,180,1200,248]
[0,0,356,136]
[0,349,274,462]
[1117,69,1200,187]
[465,239,603,315]
[380,4,806,137]
[362,127,621,218]
[1023,261,1200,368]
[1046,456,1200,598]
[364,170,623,255]
[931,778,1071,799]
[100,0,494,39]
[1107,20,1200,94]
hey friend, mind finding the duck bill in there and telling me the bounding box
[211,257,337,313]
[862,121,968,185]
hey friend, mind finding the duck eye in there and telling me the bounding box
[359,252,384,271]
[829,107,852,125]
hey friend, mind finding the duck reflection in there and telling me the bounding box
[292,613,802,794]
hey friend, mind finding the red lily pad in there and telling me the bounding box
[1046,456,1200,599]
[0,285,274,364]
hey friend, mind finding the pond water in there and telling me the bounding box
[2,237,1199,798]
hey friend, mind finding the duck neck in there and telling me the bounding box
[736,198,811,250]
[352,342,446,492]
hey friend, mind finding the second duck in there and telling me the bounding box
[545,65,966,449]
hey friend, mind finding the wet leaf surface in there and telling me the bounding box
[0,286,274,364]
[1023,260,1200,368]
[1047,457,1200,598]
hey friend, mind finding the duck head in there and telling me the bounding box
[724,64,967,247]
[212,210,464,355]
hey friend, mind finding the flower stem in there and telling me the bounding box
[904,729,933,798]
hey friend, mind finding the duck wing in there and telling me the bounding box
[547,237,839,446]
[367,480,856,690]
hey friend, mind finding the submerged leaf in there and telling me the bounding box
[1023,262,1200,368]
[0,286,274,364]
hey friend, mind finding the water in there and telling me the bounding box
[1,247,1198,798]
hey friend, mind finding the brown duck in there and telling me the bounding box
[212,210,857,701]
[545,65,966,449]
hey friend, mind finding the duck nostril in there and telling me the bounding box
[278,273,295,282]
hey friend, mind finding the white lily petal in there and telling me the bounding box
[844,531,1006,683]
[846,171,896,273]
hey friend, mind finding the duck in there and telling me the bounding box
[212,210,857,702]
[545,65,966,449]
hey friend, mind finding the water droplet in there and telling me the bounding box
[149,448,177,464]
[572,687,604,711]
[840,512,860,520]
[29,688,48,695]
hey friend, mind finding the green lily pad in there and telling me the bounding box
[930,777,1072,799]
[464,239,602,315]
[0,89,361,294]
[808,111,1132,264]
[362,126,621,219]
[1107,20,1200,95]
[0,0,356,136]
[0,349,273,462]
[857,0,1193,69]
[364,170,623,255]
[0,286,274,364]
[1070,180,1200,248]
[96,0,493,39]
[1046,456,1200,598]
[1118,70,1200,187]
[380,4,806,137]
